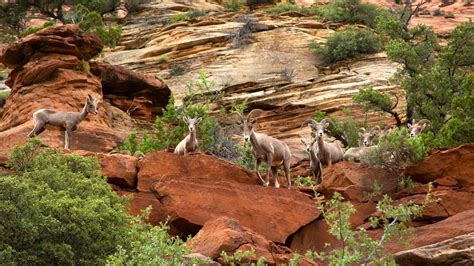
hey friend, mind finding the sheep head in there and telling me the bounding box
[301,136,318,153]
[183,115,202,133]
[234,109,264,142]
[359,125,381,146]
[301,118,329,139]
[408,119,431,137]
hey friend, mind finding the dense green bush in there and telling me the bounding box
[74,5,122,48]
[0,139,130,264]
[1,139,193,264]
[106,208,192,265]
[264,3,316,15]
[315,0,383,28]
[310,27,382,65]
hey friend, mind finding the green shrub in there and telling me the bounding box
[106,208,192,265]
[306,187,437,265]
[310,27,382,65]
[21,21,54,37]
[170,10,206,23]
[295,176,316,187]
[224,0,243,11]
[264,3,316,15]
[314,109,368,148]
[315,0,383,28]
[360,127,430,174]
[0,139,130,264]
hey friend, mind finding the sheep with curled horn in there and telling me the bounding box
[343,125,381,162]
[174,113,202,155]
[301,118,344,166]
[300,135,323,185]
[407,119,432,137]
[234,109,292,189]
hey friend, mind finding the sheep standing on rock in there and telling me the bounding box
[235,109,292,189]
[174,115,202,155]
[27,94,98,150]
[301,118,344,166]
[301,137,323,184]
[343,126,381,162]
[408,119,431,137]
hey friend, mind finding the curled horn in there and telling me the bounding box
[360,127,366,133]
[231,111,245,123]
[370,125,381,134]
[416,119,432,127]
[301,119,318,129]
[246,109,264,119]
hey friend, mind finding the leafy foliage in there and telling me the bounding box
[106,208,192,265]
[307,187,437,265]
[314,109,368,148]
[0,139,130,265]
[353,87,402,127]
[295,176,316,187]
[360,127,430,174]
[0,3,28,41]
[75,5,122,48]
[220,249,264,266]
[310,27,382,65]
[315,0,384,28]
[264,3,316,15]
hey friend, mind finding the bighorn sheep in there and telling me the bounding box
[174,115,202,155]
[301,137,323,184]
[343,126,381,162]
[27,94,98,150]
[408,119,432,137]
[235,109,292,189]
[301,118,344,166]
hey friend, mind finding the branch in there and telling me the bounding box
[363,217,399,265]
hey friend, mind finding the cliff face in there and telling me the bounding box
[104,1,406,162]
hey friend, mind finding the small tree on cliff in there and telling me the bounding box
[306,186,437,265]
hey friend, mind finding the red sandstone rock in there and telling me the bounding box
[406,143,474,191]
[320,161,399,202]
[74,150,138,188]
[190,216,290,264]
[0,25,102,68]
[135,151,320,244]
[90,62,170,114]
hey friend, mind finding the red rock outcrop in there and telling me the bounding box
[0,25,170,163]
[126,151,321,244]
[406,143,474,190]
[190,216,293,265]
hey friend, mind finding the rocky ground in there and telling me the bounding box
[1,0,474,264]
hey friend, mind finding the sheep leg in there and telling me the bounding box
[255,159,266,185]
[64,130,71,150]
[265,154,273,187]
[28,121,46,137]
[271,167,279,188]
[284,159,291,189]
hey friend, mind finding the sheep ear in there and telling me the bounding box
[249,118,256,124]
[359,132,364,137]
[407,123,412,128]
[196,117,202,123]
[321,118,329,128]
[301,139,305,145]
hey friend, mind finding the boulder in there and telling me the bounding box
[73,150,138,188]
[190,216,291,265]
[0,24,102,68]
[90,62,170,115]
[320,161,399,202]
[406,143,474,191]
[135,151,320,244]
[394,232,474,265]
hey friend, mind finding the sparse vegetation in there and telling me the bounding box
[21,20,54,37]
[230,15,258,48]
[306,186,437,265]
[0,90,9,108]
[310,27,382,65]
[220,249,264,265]
[264,3,316,15]
[170,10,207,23]
[295,175,316,187]
[224,0,243,11]
[315,0,384,28]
